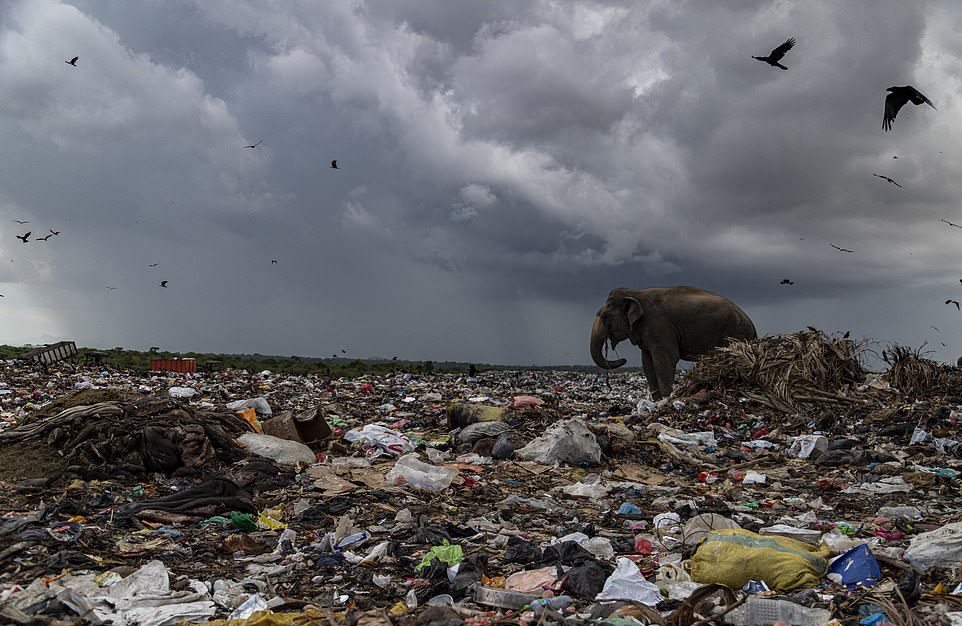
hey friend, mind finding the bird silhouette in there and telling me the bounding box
[16,232,30,243]
[883,86,936,131]
[830,244,854,253]
[780,279,794,285]
[893,155,899,159]
[243,140,263,149]
[330,160,339,169]
[105,286,118,290]
[160,280,168,288]
[340,349,346,354]
[941,219,962,229]
[752,37,796,70]
[947,299,960,310]
[148,263,159,267]
[66,56,78,67]
[932,326,941,333]
[13,220,28,224]
[873,173,903,188]
[271,259,277,264]
[36,234,53,241]
[49,229,60,235]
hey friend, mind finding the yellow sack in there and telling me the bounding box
[691,529,830,590]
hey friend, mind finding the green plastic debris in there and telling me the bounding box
[415,540,463,572]
[199,516,231,527]
[231,511,257,532]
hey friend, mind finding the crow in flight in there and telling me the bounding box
[16,232,30,243]
[243,140,262,149]
[752,37,796,70]
[49,229,60,235]
[883,86,935,131]
[148,263,159,267]
[36,234,53,241]
[831,244,854,253]
[330,160,339,169]
[66,56,78,67]
[340,349,346,354]
[271,259,277,264]
[942,219,962,229]
[873,173,903,188]
[13,219,28,224]
[160,280,168,288]
[780,279,794,285]
[932,325,941,333]
[947,299,960,311]
[105,286,118,290]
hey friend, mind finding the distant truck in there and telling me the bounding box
[21,341,78,368]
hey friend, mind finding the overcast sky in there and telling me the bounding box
[1,0,962,365]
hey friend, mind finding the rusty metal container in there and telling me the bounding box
[150,358,197,373]
[263,406,332,444]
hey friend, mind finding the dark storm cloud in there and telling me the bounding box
[1,0,962,364]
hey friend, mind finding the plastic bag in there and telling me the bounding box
[227,397,273,417]
[516,419,601,466]
[169,386,196,399]
[828,543,880,588]
[691,529,830,590]
[237,433,315,466]
[386,454,457,491]
[905,522,962,572]
[416,541,463,572]
[595,557,662,606]
[344,424,415,457]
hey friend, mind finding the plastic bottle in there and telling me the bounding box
[726,597,832,626]
[530,596,573,615]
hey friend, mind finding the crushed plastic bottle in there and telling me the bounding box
[726,596,833,626]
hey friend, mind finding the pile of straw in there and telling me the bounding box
[881,345,949,396]
[679,329,866,412]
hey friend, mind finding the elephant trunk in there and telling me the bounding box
[590,315,627,370]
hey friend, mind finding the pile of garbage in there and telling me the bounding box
[679,329,867,412]
[2,340,962,625]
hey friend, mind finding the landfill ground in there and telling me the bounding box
[4,331,962,626]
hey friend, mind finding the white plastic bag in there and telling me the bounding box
[905,522,962,572]
[516,419,601,466]
[344,424,415,457]
[385,454,457,491]
[168,387,196,399]
[595,557,662,606]
[238,433,315,465]
[227,397,272,417]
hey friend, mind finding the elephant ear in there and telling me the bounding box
[625,297,644,327]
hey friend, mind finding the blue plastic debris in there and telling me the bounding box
[830,543,881,589]
[617,502,641,516]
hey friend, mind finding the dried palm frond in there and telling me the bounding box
[679,329,867,412]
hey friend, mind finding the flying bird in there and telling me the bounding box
[148,263,159,267]
[932,326,941,333]
[780,279,794,285]
[892,155,899,159]
[330,160,339,169]
[947,299,960,311]
[340,349,346,354]
[66,56,78,67]
[830,244,854,253]
[160,280,168,288]
[752,37,796,70]
[49,229,60,235]
[36,234,53,241]
[13,220,28,224]
[105,286,118,290]
[243,140,263,149]
[16,232,30,243]
[883,86,936,131]
[872,173,903,188]
[271,259,277,264]
[941,219,962,229]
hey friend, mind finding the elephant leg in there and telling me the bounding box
[650,346,680,399]
[641,349,661,400]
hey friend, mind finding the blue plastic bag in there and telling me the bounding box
[830,543,880,589]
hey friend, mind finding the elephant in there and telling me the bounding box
[590,286,757,400]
